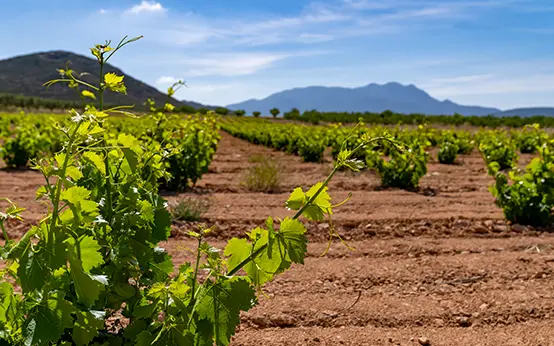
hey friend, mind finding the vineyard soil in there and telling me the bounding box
[2,131,554,345]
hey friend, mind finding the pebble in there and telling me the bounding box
[483,220,494,228]
[418,337,431,346]
[511,224,527,232]
[473,226,489,234]
[456,316,472,327]
[492,225,508,233]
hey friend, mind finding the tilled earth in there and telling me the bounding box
[2,131,554,345]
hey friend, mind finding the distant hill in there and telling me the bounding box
[494,108,554,117]
[227,82,500,116]
[0,50,207,109]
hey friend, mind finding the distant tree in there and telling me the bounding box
[235,109,246,117]
[284,108,300,120]
[252,111,261,118]
[270,108,280,118]
[381,109,393,118]
[215,107,229,116]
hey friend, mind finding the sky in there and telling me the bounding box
[1,0,554,110]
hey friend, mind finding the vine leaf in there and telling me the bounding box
[285,183,332,221]
[68,253,104,308]
[23,293,74,346]
[72,310,105,346]
[277,218,308,264]
[196,278,256,346]
[73,236,104,273]
[18,245,48,293]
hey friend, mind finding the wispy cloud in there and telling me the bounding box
[155,76,181,86]
[126,1,166,15]
[426,74,554,97]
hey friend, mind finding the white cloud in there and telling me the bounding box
[155,76,181,86]
[426,74,554,97]
[127,1,166,15]
[99,9,107,14]
[182,53,290,77]
[428,74,494,84]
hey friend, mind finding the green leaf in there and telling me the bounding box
[196,278,256,346]
[224,238,250,274]
[18,245,48,293]
[278,218,308,264]
[23,293,74,346]
[36,186,48,200]
[73,310,104,345]
[135,331,155,346]
[0,283,14,324]
[83,152,106,175]
[104,73,127,94]
[150,252,174,280]
[139,200,155,223]
[306,182,332,219]
[81,90,97,100]
[225,229,282,288]
[78,236,104,273]
[153,207,171,242]
[66,166,84,182]
[61,186,97,214]
[285,187,305,210]
[69,255,104,308]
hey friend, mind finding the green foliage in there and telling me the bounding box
[276,108,554,128]
[513,124,547,154]
[376,143,428,190]
[215,107,229,116]
[234,109,246,117]
[297,136,326,162]
[252,111,261,118]
[270,108,280,118]
[0,117,62,168]
[479,131,518,173]
[438,141,458,164]
[490,143,554,226]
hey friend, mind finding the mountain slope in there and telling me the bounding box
[227,82,500,116]
[0,50,205,108]
[494,108,554,117]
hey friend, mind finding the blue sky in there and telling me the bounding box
[1,0,554,109]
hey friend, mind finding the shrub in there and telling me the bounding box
[376,143,428,190]
[297,136,326,163]
[235,109,246,117]
[253,111,261,118]
[438,141,458,164]
[242,155,281,192]
[479,133,518,173]
[514,124,547,154]
[170,197,211,221]
[490,143,554,226]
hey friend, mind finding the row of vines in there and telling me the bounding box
[222,117,554,227]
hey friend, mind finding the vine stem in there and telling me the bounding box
[0,221,9,244]
[226,165,340,277]
[225,135,392,277]
[188,237,203,305]
[47,121,83,262]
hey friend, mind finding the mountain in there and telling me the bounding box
[0,50,206,109]
[227,82,500,116]
[494,108,554,117]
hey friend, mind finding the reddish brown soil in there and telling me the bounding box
[3,131,554,345]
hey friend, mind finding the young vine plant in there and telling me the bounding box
[0,37,402,345]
